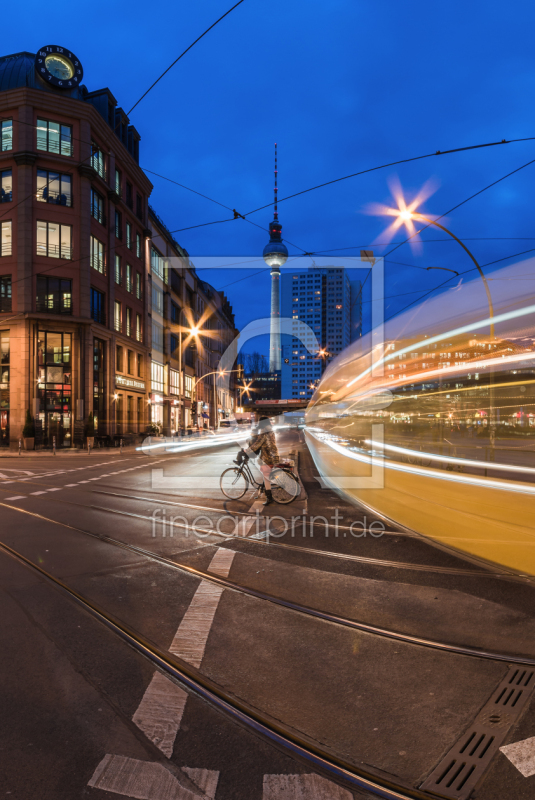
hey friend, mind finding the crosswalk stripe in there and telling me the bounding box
[500,735,535,777]
[88,754,218,799]
[206,548,236,578]
[132,672,188,758]
[169,581,224,669]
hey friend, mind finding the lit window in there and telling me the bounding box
[126,264,133,293]
[36,276,72,314]
[1,221,12,257]
[89,187,104,221]
[114,300,122,332]
[136,314,142,342]
[1,120,12,152]
[136,273,142,300]
[90,235,105,273]
[126,222,132,249]
[91,141,106,178]
[36,221,71,259]
[0,170,12,203]
[151,362,165,393]
[115,168,122,197]
[115,255,122,285]
[37,119,72,156]
[126,307,132,337]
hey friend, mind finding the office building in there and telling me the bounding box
[280,266,362,401]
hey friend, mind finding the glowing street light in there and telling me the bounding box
[369,179,497,449]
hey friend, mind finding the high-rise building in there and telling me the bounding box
[280,267,362,401]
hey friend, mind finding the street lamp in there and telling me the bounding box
[192,369,242,429]
[371,184,497,451]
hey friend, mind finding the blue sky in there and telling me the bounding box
[8,1,535,354]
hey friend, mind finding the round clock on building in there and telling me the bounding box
[35,46,83,89]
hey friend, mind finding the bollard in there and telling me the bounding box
[18,438,21,456]
[88,441,91,456]
[53,435,56,456]
[120,438,123,454]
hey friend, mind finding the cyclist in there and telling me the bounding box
[236,416,279,505]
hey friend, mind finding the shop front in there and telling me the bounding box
[115,374,146,434]
[37,331,72,448]
[0,330,9,447]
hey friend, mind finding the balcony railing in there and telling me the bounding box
[37,190,71,207]
[136,328,142,343]
[91,308,106,325]
[37,136,74,157]
[36,300,73,315]
[91,206,106,225]
[36,244,72,259]
[91,254,106,274]
[114,318,122,333]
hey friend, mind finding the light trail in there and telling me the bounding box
[365,439,535,475]
[344,302,535,391]
[308,430,535,497]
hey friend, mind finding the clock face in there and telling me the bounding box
[35,45,83,89]
[45,54,74,80]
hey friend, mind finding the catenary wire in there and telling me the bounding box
[126,0,248,116]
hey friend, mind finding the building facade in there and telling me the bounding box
[280,266,362,401]
[148,209,239,433]
[0,48,153,448]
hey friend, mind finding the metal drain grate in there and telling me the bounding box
[421,667,535,799]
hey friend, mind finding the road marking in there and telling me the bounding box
[263,773,353,799]
[500,736,535,776]
[169,581,224,668]
[6,496,25,500]
[65,483,78,487]
[207,548,236,578]
[88,754,218,799]
[47,487,62,492]
[30,491,46,495]
[132,672,188,758]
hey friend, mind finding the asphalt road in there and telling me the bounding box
[1,430,535,799]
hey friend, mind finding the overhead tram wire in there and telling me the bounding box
[242,135,535,217]
[126,0,247,115]
[142,135,535,244]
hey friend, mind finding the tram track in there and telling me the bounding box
[2,498,535,665]
[0,536,430,800]
[2,487,514,579]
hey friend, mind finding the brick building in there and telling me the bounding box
[0,47,153,448]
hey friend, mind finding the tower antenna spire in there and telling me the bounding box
[274,142,278,220]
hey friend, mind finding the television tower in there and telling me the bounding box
[263,143,288,372]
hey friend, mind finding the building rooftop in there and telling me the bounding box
[0,51,83,98]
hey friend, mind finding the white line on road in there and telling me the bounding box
[206,548,236,578]
[30,491,46,495]
[88,754,218,799]
[263,773,353,799]
[169,581,224,669]
[132,671,188,758]
[500,736,535,777]
[6,496,25,500]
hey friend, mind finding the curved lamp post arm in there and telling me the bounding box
[415,214,494,337]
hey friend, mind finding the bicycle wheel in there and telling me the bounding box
[270,468,300,504]
[220,467,248,499]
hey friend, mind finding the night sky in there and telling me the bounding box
[7,1,535,354]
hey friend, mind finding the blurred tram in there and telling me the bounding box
[305,259,535,575]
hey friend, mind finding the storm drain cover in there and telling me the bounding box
[420,667,535,799]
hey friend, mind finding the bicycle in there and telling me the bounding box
[220,452,300,504]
